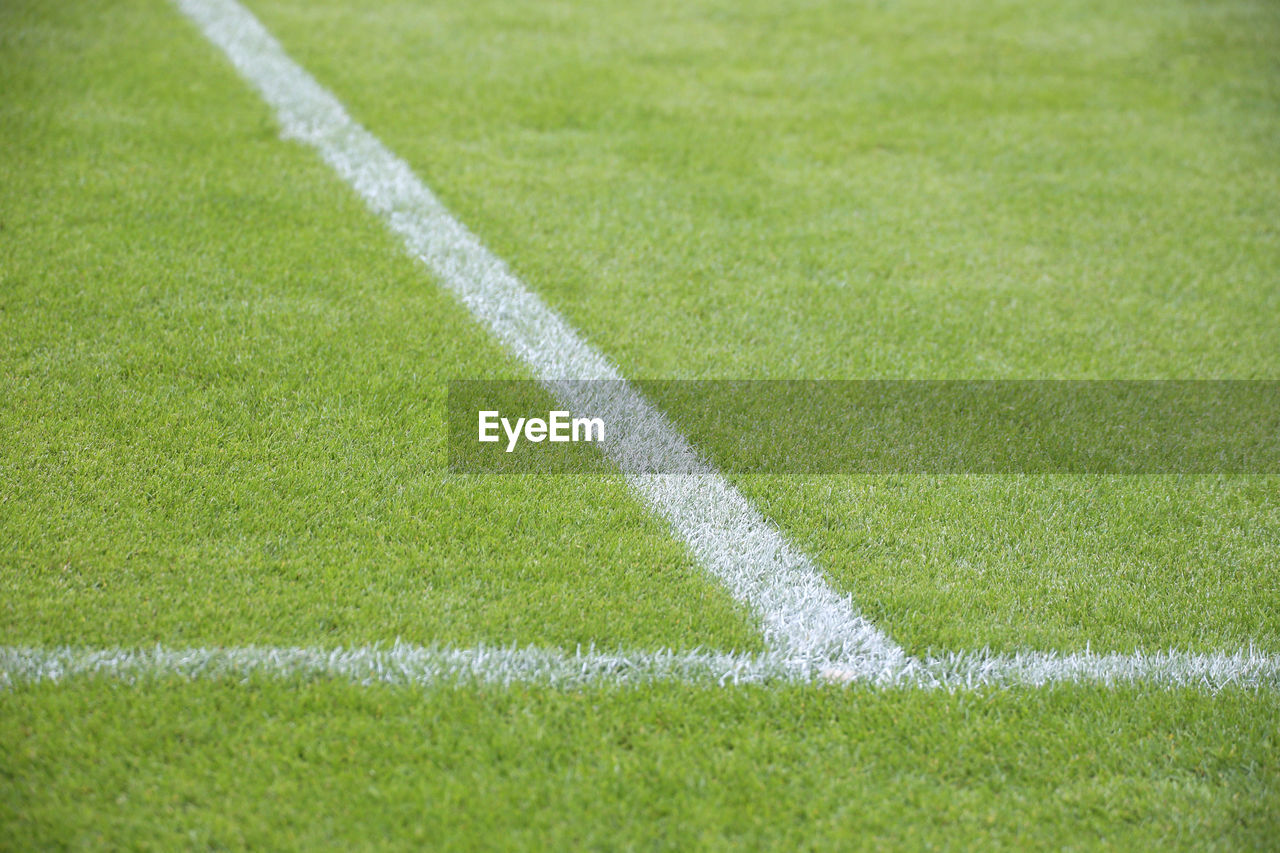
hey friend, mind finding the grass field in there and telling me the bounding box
[2,0,1279,847]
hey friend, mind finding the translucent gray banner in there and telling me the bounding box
[447,380,1280,474]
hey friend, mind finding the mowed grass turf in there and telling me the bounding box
[247,0,1280,653]
[3,680,1279,849]
[255,0,1279,379]
[0,0,762,652]
[2,0,1279,848]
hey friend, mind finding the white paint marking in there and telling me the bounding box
[3,645,1277,691]
[172,0,905,667]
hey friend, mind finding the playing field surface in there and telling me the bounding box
[3,0,1278,847]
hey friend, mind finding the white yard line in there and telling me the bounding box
[172,0,904,669]
[3,644,1277,691]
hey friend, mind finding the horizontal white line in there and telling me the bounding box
[171,0,905,667]
[4,645,1277,691]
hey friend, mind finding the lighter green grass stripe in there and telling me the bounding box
[2,645,1277,691]
[170,0,905,669]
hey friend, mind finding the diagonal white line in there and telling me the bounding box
[3,644,1277,691]
[171,0,906,669]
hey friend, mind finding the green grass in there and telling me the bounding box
[2,0,1279,847]
[749,473,1280,654]
[0,0,761,653]
[256,0,1280,379]
[241,0,1280,654]
[3,679,1278,849]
